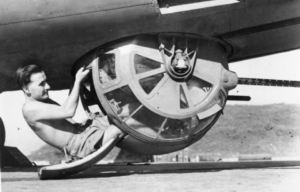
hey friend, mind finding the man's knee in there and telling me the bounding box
[107,124,123,135]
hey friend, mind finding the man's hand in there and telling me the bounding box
[75,67,90,84]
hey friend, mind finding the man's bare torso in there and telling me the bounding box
[23,100,77,150]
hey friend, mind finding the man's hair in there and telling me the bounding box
[15,64,43,90]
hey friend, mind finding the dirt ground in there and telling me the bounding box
[2,166,300,192]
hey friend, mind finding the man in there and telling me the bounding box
[16,64,124,161]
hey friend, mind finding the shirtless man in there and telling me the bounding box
[16,64,124,160]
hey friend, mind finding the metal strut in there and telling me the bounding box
[238,78,300,87]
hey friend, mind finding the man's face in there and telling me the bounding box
[25,71,50,101]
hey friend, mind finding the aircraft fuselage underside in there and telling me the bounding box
[0,0,299,92]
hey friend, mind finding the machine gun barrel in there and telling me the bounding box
[238,78,300,87]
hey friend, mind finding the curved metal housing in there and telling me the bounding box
[74,34,237,154]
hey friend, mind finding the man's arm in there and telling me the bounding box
[23,68,90,121]
[46,99,79,124]
[60,68,89,118]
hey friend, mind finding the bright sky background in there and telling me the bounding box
[1,49,300,155]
